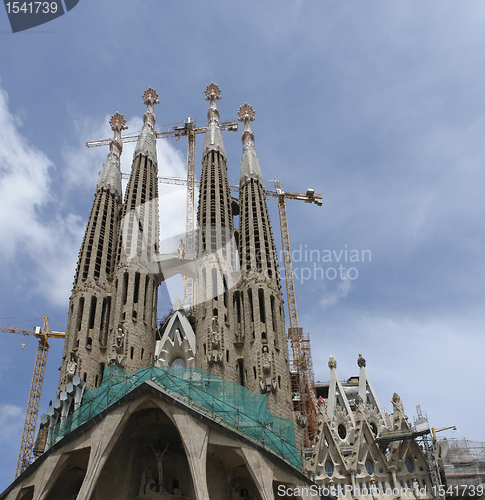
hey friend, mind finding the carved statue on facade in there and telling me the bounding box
[139,469,157,496]
[259,345,277,393]
[112,324,125,365]
[177,239,185,260]
[66,351,78,383]
[208,317,223,364]
[150,443,169,493]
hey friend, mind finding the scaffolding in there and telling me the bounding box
[438,438,485,494]
[47,365,301,471]
[413,406,444,500]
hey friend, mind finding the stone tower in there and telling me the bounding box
[235,104,293,421]
[195,83,238,381]
[58,112,126,392]
[110,88,161,370]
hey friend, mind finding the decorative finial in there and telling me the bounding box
[238,103,255,123]
[357,353,366,368]
[328,356,337,370]
[238,103,256,144]
[109,112,127,143]
[142,87,159,114]
[205,82,221,101]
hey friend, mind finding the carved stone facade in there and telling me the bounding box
[309,356,432,500]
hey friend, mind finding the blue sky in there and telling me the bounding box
[1,0,485,491]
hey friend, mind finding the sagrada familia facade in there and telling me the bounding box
[0,85,433,500]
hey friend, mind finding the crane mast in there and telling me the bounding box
[274,180,322,449]
[0,316,65,478]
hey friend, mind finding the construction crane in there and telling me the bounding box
[271,180,322,449]
[0,317,65,478]
[86,118,238,307]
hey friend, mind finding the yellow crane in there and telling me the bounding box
[86,118,238,307]
[271,180,322,448]
[0,317,65,478]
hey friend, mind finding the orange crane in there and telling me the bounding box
[86,117,238,307]
[0,317,65,478]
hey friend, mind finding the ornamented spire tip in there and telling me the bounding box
[238,103,255,122]
[109,112,128,135]
[142,87,160,107]
[357,353,366,368]
[205,82,221,101]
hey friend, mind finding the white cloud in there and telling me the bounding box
[0,84,86,306]
[0,84,192,308]
[320,278,352,309]
[0,404,23,440]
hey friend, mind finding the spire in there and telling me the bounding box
[134,87,159,164]
[203,82,225,158]
[96,112,126,199]
[238,103,262,186]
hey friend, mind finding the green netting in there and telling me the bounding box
[48,365,301,470]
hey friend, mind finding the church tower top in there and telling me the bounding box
[238,103,262,186]
[95,112,126,199]
[134,87,159,163]
[203,82,226,158]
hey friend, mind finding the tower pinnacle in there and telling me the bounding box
[96,112,127,199]
[135,87,159,162]
[203,82,225,158]
[109,111,128,146]
[238,103,262,186]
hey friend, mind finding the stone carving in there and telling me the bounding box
[391,392,409,430]
[112,324,125,366]
[413,478,421,498]
[150,443,169,493]
[357,353,366,368]
[208,317,223,364]
[66,352,77,383]
[259,345,277,393]
[328,356,337,369]
[262,345,271,374]
[354,394,364,410]
[139,468,157,496]
[177,239,185,260]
